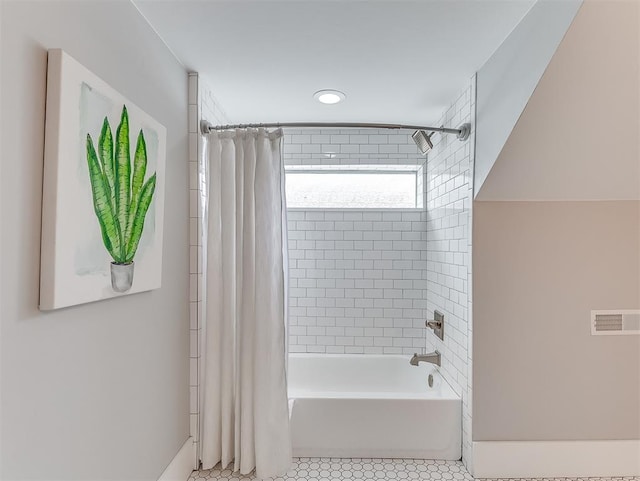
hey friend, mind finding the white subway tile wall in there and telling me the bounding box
[283,130,428,354]
[188,73,198,455]
[189,73,230,462]
[286,208,428,354]
[466,77,476,471]
[423,77,475,470]
[284,129,424,166]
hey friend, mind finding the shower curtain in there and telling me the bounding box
[200,128,291,478]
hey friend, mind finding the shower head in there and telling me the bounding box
[412,130,434,155]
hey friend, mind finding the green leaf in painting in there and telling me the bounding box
[97,117,115,212]
[125,130,147,248]
[125,173,156,263]
[114,105,131,260]
[86,134,122,262]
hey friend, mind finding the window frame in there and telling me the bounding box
[284,165,423,211]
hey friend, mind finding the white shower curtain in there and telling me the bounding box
[200,128,291,478]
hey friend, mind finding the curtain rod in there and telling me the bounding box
[200,120,470,140]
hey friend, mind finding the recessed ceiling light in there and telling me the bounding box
[314,89,346,105]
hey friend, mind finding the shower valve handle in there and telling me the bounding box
[425,311,445,341]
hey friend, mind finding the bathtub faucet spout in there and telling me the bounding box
[410,351,441,367]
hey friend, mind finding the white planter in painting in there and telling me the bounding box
[110,262,135,292]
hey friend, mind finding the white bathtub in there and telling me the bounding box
[288,354,461,459]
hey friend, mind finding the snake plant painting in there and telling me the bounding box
[86,107,157,293]
[40,50,166,310]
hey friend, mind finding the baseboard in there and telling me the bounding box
[158,437,196,481]
[472,440,640,478]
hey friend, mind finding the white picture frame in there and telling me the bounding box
[40,49,166,310]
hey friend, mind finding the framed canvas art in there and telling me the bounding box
[40,49,166,310]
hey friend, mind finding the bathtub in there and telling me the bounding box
[288,354,461,459]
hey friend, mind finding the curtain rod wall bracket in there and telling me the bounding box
[200,119,471,142]
[456,122,471,141]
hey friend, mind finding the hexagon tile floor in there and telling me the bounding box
[188,458,640,481]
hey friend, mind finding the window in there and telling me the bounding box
[285,165,420,209]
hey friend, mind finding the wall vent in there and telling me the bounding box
[591,310,640,335]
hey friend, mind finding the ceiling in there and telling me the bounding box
[134,0,535,125]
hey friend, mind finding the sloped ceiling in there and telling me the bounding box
[473,0,582,195]
[476,0,639,201]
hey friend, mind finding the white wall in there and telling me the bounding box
[474,0,581,196]
[423,80,475,469]
[0,2,189,479]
